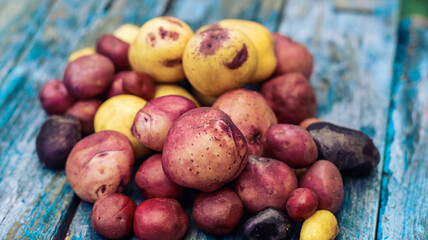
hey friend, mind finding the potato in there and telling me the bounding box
[107,71,126,98]
[113,23,140,44]
[129,16,194,83]
[183,27,258,97]
[261,73,317,124]
[299,117,320,129]
[300,210,339,240]
[132,95,196,151]
[135,154,185,200]
[264,124,318,168]
[65,99,102,135]
[133,198,189,240]
[64,54,115,99]
[192,188,243,235]
[96,34,131,71]
[68,47,95,62]
[91,193,136,239]
[65,130,134,203]
[121,71,156,101]
[36,115,81,169]
[191,87,217,106]
[307,122,380,176]
[39,79,76,115]
[244,207,292,240]
[286,188,318,221]
[162,107,248,192]
[154,84,200,107]
[273,33,314,79]
[213,89,277,156]
[299,160,344,213]
[235,155,297,213]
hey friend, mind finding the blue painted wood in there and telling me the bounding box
[277,0,399,239]
[377,17,428,240]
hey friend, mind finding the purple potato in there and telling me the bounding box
[244,207,292,240]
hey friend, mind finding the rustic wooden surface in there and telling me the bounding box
[0,0,426,239]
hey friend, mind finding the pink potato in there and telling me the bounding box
[162,107,248,192]
[261,73,317,124]
[134,198,189,240]
[65,130,134,203]
[96,34,131,71]
[286,188,318,221]
[132,95,197,151]
[299,117,320,129]
[264,124,318,168]
[235,155,298,213]
[91,193,136,239]
[122,71,156,101]
[64,54,115,99]
[273,33,314,79]
[65,99,102,135]
[135,154,185,200]
[213,89,277,156]
[39,79,76,115]
[299,160,344,213]
[107,71,126,98]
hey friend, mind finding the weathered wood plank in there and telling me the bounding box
[0,0,56,107]
[377,17,428,240]
[277,0,398,239]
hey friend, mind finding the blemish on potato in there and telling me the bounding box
[224,44,248,69]
[199,29,230,56]
[163,58,182,68]
[146,32,156,47]
[96,185,107,197]
[158,27,179,40]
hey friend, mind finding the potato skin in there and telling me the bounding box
[299,160,344,213]
[299,117,320,129]
[300,210,339,240]
[96,34,130,71]
[64,54,115,99]
[264,124,317,168]
[39,79,76,115]
[192,188,243,235]
[36,115,81,169]
[91,193,136,239]
[244,207,292,240]
[162,107,248,192]
[122,71,156,101]
[286,188,318,221]
[213,89,277,156]
[65,130,134,203]
[261,73,317,124]
[133,198,189,240]
[107,72,126,98]
[307,122,380,176]
[235,155,298,213]
[132,95,197,151]
[65,99,102,135]
[135,154,184,200]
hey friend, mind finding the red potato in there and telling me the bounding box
[286,188,318,222]
[261,73,317,124]
[213,89,277,156]
[65,131,134,203]
[64,54,115,99]
[39,79,76,115]
[264,124,318,169]
[122,71,156,101]
[273,33,314,79]
[299,117,320,129]
[134,198,189,240]
[65,99,102,135]
[132,95,197,151]
[162,107,248,192]
[235,155,298,213]
[135,154,185,200]
[96,34,131,71]
[107,72,126,98]
[91,193,136,239]
[299,160,344,213]
[193,188,243,235]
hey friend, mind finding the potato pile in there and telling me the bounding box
[36,16,380,240]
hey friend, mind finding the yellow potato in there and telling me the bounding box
[154,84,200,107]
[218,19,277,83]
[68,47,95,62]
[191,87,217,106]
[183,27,258,97]
[300,210,339,240]
[129,17,194,83]
[94,94,150,158]
[113,23,140,44]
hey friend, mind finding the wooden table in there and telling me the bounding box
[0,0,426,239]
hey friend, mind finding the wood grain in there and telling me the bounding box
[277,0,398,239]
[377,17,428,240]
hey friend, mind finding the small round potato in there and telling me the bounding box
[113,23,140,44]
[65,130,134,203]
[39,79,76,115]
[244,207,292,240]
[96,34,131,71]
[133,198,189,240]
[68,47,96,62]
[65,99,102,135]
[300,210,339,240]
[286,188,318,222]
[154,84,200,107]
[121,71,156,101]
[91,193,136,239]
